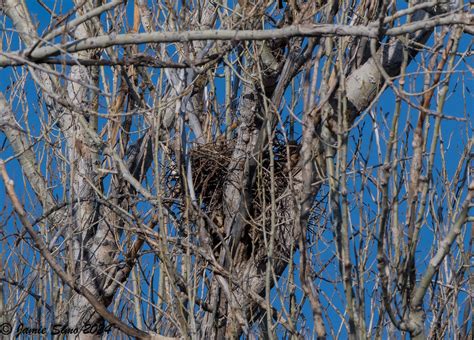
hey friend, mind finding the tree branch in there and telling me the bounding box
[411,182,473,309]
[0,160,152,339]
[0,13,470,67]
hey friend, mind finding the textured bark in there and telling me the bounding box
[0,1,471,339]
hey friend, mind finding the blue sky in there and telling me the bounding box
[1,1,473,339]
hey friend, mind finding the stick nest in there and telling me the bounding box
[189,137,300,215]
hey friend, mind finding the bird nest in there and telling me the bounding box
[162,136,301,255]
[189,140,235,210]
[189,137,300,216]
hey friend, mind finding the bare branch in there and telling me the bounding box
[0,13,471,66]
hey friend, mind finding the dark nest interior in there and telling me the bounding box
[186,135,301,251]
